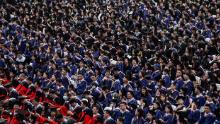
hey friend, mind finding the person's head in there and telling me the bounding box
[13,104,20,111]
[124,58,129,65]
[195,86,202,95]
[123,77,128,84]
[50,111,56,118]
[69,98,78,107]
[92,105,99,115]
[132,59,137,66]
[79,61,84,68]
[153,102,160,110]
[81,99,89,108]
[176,70,182,78]
[170,83,176,90]
[190,102,197,110]
[104,109,111,119]
[51,74,56,81]
[204,104,211,113]
[160,94,166,102]
[61,69,67,76]
[141,87,147,95]
[119,102,127,111]
[206,94,213,102]
[165,105,173,114]
[177,97,184,105]
[91,75,97,81]
[183,74,189,81]
[212,62,219,70]
[127,91,134,99]
[77,74,83,81]
[135,108,144,118]
[139,71,145,78]
[146,112,154,121]
[116,117,124,124]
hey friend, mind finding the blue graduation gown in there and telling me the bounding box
[100,79,112,89]
[76,80,87,94]
[199,113,216,124]
[113,109,134,124]
[163,75,171,88]
[100,92,112,108]
[170,90,179,99]
[70,65,78,75]
[140,79,148,88]
[163,114,177,124]
[112,79,122,92]
[155,110,163,120]
[0,59,5,68]
[195,96,206,109]
[147,81,156,96]
[84,73,92,86]
[61,77,69,89]
[131,65,141,74]
[127,98,137,108]
[151,71,161,81]
[59,86,66,96]
[183,81,194,96]
[188,110,200,123]
[175,79,184,91]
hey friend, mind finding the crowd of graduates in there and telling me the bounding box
[0,0,220,124]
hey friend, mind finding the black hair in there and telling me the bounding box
[137,108,144,118]
[117,117,124,123]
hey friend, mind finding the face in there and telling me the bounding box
[132,60,137,65]
[13,104,20,111]
[213,63,218,69]
[51,111,56,117]
[71,102,76,107]
[123,77,128,83]
[104,111,109,119]
[147,113,153,120]
[141,88,146,94]
[79,61,84,68]
[191,103,197,110]
[165,106,170,113]
[183,74,189,80]
[127,92,133,99]
[204,106,210,113]
[78,74,83,80]
[51,75,56,81]
[177,99,184,105]
[92,106,98,114]
[176,70,182,77]
[120,103,127,111]
[170,83,176,90]
[160,95,166,102]
[91,75,96,81]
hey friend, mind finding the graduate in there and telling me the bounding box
[199,104,216,124]
[161,105,177,124]
[131,108,145,124]
[76,74,87,95]
[104,107,115,124]
[187,102,201,124]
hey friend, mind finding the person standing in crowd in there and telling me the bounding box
[104,107,115,124]
[199,104,216,124]
[131,108,145,124]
